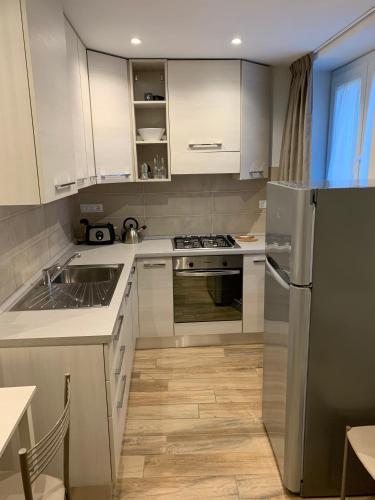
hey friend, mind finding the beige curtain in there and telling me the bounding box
[279,54,312,183]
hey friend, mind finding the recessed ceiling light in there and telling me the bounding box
[131,37,142,45]
[231,37,242,45]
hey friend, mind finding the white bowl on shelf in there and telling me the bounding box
[138,128,165,142]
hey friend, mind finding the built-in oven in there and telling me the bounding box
[173,255,243,323]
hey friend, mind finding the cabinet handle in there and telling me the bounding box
[55,181,75,190]
[114,314,124,341]
[143,262,166,268]
[115,346,126,375]
[253,257,266,263]
[125,281,133,297]
[117,375,127,409]
[188,142,222,150]
[100,173,130,179]
[131,265,136,274]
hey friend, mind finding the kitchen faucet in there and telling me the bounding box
[43,252,81,287]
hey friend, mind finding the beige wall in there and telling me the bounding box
[0,198,73,304]
[74,174,267,238]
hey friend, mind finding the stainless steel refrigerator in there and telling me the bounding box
[263,181,375,497]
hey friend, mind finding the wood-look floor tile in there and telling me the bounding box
[116,476,239,499]
[133,358,157,369]
[125,418,264,437]
[135,347,225,359]
[138,366,260,380]
[155,354,261,370]
[127,404,199,419]
[130,379,169,392]
[124,433,273,456]
[215,389,262,403]
[118,456,145,478]
[128,389,216,405]
[143,453,273,477]
[235,473,284,499]
[168,375,261,392]
[199,402,261,419]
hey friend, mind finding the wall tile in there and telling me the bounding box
[212,212,265,235]
[211,175,267,192]
[145,216,212,237]
[78,193,144,220]
[212,190,266,215]
[144,175,212,193]
[0,197,74,305]
[144,192,212,217]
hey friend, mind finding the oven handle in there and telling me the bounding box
[175,270,241,277]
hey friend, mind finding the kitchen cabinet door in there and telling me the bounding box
[65,19,89,189]
[168,60,241,174]
[88,51,134,183]
[0,0,76,205]
[240,61,271,179]
[0,0,40,205]
[243,254,265,333]
[137,258,174,337]
[22,0,77,202]
[78,39,96,185]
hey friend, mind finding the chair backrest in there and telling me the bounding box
[18,374,71,500]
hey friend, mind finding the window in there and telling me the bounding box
[326,51,375,182]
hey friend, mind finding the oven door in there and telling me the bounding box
[173,269,242,323]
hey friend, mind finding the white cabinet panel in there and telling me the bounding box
[243,254,265,333]
[138,258,174,337]
[240,61,271,179]
[168,59,241,174]
[64,19,88,187]
[22,0,77,202]
[78,39,96,184]
[88,51,134,183]
[0,0,40,205]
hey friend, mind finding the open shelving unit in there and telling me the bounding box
[129,60,171,182]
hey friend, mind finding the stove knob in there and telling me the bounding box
[223,261,228,267]
[189,262,194,268]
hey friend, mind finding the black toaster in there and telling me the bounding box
[80,219,116,245]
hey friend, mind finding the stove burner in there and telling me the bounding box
[173,235,237,250]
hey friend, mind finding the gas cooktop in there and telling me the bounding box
[172,235,239,250]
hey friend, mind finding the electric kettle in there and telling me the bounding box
[121,217,147,244]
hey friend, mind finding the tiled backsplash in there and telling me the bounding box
[74,174,267,238]
[0,198,73,304]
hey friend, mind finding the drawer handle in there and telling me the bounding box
[115,346,126,375]
[114,314,124,341]
[253,258,266,263]
[125,281,133,297]
[55,181,75,190]
[117,375,127,409]
[131,265,136,274]
[143,262,166,268]
[188,142,222,150]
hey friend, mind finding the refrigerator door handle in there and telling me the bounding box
[266,258,290,291]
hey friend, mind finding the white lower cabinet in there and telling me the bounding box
[242,254,266,333]
[137,258,174,337]
[0,268,138,487]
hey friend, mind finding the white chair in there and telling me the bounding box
[0,374,71,500]
[341,425,375,500]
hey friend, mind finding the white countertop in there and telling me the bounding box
[0,386,36,457]
[0,236,265,348]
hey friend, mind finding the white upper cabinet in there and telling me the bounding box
[0,0,77,205]
[87,51,134,183]
[168,60,241,175]
[64,19,96,189]
[23,0,77,202]
[240,61,271,179]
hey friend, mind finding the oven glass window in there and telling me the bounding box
[173,272,242,323]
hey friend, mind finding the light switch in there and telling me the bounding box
[80,203,104,213]
[259,199,267,209]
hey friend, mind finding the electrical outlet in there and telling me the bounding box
[259,199,267,209]
[80,203,104,213]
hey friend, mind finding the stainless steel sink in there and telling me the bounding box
[12,264,124,311]
[52,265,120,284]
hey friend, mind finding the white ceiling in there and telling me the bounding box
[62,0,375,65]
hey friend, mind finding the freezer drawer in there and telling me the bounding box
[263,258,311,493]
